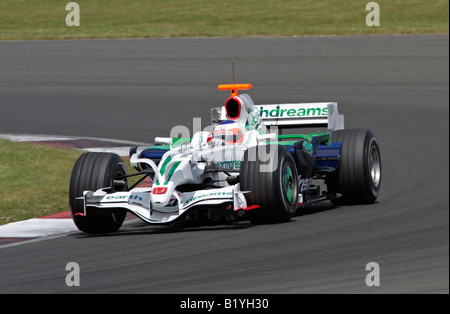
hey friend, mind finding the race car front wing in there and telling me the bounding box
[80,184,252,224]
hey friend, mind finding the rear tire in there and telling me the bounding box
[240,145,299,224]
[326,129,381,205]
[69,152,128,234]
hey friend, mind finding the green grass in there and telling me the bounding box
[0,0,448,40]
[0,138,82,225]
[0,139,139,226]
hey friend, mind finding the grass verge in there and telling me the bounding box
[0,138,138,226]
[0,0,448,40]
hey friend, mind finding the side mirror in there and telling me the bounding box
[155,137,173,148]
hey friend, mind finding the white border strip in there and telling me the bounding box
[0,218,78,238]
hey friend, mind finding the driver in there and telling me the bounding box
[212,120,245,145]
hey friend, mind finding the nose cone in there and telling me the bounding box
[151,184,173,206]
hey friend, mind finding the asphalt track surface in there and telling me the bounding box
[0,35,448,294]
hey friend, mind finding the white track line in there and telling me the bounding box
[0,219,79,238]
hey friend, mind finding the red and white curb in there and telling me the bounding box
[0,133,152,247]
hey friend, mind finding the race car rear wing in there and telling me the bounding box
[211,102,344,132]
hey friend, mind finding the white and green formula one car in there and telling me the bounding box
[69,83,381,233]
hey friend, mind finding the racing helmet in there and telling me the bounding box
[213,120,245,145]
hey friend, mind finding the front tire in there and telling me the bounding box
[240,145,299,224]
[69,152,128,234]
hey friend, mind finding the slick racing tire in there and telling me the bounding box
[240,144,299,224]
[69,152,128,234]
[326,129,381,205]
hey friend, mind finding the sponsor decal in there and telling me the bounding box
[185,191,233,204]
[257,105,328,118]
[129,194,143,201]
[217,160,241,169]
[129,193,150,210]
[153,187,168,195]
[298,175,313,193]
[106,195,127,200]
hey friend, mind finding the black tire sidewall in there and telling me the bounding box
[241,145,298,223]
[69,152,128,233]
[328,129,381,204]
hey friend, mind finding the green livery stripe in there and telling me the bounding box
[159,156,172,175]
[172,137,192,147]
[165,161,181,184]
[277,133,331,144]
[158,158,181,185]
[148,146,171,150]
